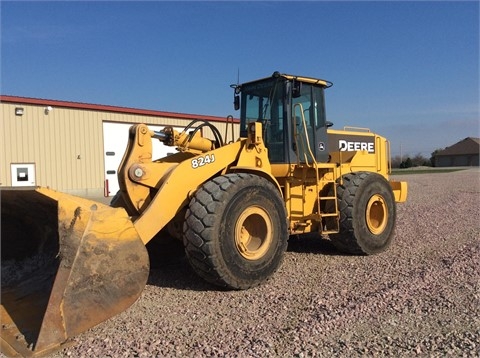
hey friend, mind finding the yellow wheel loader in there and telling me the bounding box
[1,72,407,357]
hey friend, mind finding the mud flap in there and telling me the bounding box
[1,188,150,357]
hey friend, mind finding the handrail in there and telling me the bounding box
[387,139,392,175]
[224,115,235,144]
[343,126,371,132]
[293,103,321,218]
[293,103,318,166]
[292,105,301,167]
[300,103,317,166]
[376,135,382,172]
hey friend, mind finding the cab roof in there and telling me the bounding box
[240,71,333,88]
[275,72,333,88]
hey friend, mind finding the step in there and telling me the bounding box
[320,196,337,201]
[320,213,339,218]
[322,229,339,235]
[289,194,305,199]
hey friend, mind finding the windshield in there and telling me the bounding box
[239,78,284,136]
[239,77,285,162]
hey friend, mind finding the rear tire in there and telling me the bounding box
[183,173,288,289]
[330,172,396,255]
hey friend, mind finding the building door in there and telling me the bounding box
[11,163,36,186]
[102,122,182,197]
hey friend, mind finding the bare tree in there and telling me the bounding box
[391,155,403,168]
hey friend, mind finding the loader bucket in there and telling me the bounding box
[0,188,149,357]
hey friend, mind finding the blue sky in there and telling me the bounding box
[1,1,479,157]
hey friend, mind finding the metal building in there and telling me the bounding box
[1,95,239,197]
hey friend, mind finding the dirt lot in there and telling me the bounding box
[5,169,480,357]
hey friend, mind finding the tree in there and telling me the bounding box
[430,148,444,167]
[394,153,430,169]
[400,157,413,169]
[412,153,429,167]
[391,155,402,168]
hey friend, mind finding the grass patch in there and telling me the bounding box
[391,168,465,175]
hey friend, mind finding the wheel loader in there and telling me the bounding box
[1,71,407,357]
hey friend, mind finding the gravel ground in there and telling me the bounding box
[5,169,480,357]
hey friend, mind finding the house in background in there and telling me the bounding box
[433,137,480,167]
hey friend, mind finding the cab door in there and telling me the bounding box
[290,83,329,164]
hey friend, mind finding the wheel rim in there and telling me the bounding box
[366,194,388,235]
[235,206,273,260]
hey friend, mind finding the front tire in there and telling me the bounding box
[183,173,288,289]
[330,172,396,255]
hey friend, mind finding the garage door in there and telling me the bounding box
[103,122,183,197]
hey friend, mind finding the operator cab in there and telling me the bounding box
[234,71,333,164]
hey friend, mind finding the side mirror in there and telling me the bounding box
[230,84,241,111]
[292,80,302,98]
[326,121,334,128]
[234,95,240,111]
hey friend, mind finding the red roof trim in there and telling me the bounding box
[0,95,239,123]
